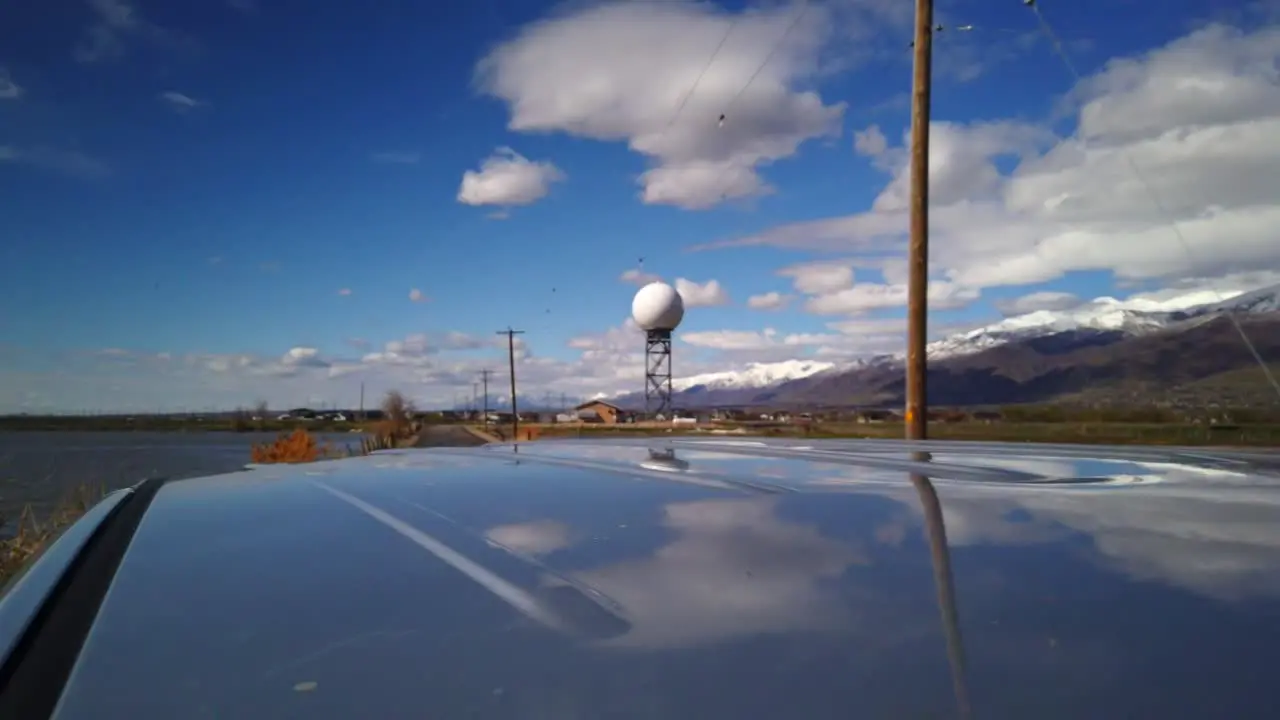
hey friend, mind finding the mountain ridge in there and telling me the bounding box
[609,283,1280,409]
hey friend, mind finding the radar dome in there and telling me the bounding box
[631,281,685,331]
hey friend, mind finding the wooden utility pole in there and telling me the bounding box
[496,328,525,440]
[480,369,493,425]
[906,0,934,440]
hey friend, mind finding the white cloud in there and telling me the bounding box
[485,520,571,556]
[566,497,863,649]
[0,68,22,100]
[159,91,204,112]
[839,469,1280,603]
[805,280,980,315]
[674,277,729,307]
[853,124,886,156]
[778,259,855,295]
[457,147,563,207]
[408,288,428,302]
[475,1,846,209]
[994,291,1081,316]
[747,291,792,310]
[694,23,1280,309]
[681,328,836,352]
[620,268,662,286]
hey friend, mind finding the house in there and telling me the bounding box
[574,400,621,424]
[855,409,897,423]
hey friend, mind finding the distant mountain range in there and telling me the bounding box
[610,284,1280,409]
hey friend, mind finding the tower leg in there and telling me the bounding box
[644,329,673,420]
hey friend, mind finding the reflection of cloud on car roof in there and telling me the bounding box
[568,497,867,649]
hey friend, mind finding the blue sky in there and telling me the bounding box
[2,0,1278,412]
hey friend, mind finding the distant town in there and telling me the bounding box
[3,398,1279,432]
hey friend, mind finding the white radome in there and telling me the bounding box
[631,281,685,331]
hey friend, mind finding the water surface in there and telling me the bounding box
[0,431,367,525]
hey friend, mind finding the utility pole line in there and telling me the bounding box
[496,328,525,440]
[472,382,479,415]
[480,369,494,426]
[906,0,934,441]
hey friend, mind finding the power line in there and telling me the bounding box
[718,2,810,123]
[699,1,812,205]
[661,12,742,136]
[1022,0,1280,403]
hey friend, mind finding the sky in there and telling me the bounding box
[1,0,1279,412]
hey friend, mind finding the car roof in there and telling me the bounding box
[4,437,1280,719]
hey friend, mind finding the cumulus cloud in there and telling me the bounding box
[570,497,864,649]
[693,23,1280,312]
[747,291,792,310]
[853,124,886,156]
[829,467,1280,604]
[457,147,563,207]
[805,280,979,315]
[620,268,662,286]
[778,259,855,295]
[474,1,846,209]
[682,328,836,352]
[485,520,571,556]
[675,278,729,307]
[994,290,1082,316]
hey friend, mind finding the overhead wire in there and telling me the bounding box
[630,7,744,275]
[662,12,742,135]
[1022,0,1280,402]
[703,0,813,203]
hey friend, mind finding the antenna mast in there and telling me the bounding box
[906,0,934,440]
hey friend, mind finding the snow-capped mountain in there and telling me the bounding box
[604,283,1279,408]
[922,282,1280,362]
[672,359,835,392]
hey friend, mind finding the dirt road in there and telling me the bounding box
[410,425,489,448]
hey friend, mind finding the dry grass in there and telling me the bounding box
[0,483,104,588]
[249,428,343,464]
[249,428,400,464]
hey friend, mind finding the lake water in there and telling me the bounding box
[0,431,370,524]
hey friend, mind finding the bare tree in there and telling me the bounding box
[381,390,416,438]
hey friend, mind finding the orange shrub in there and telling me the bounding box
[250,429,333,464]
